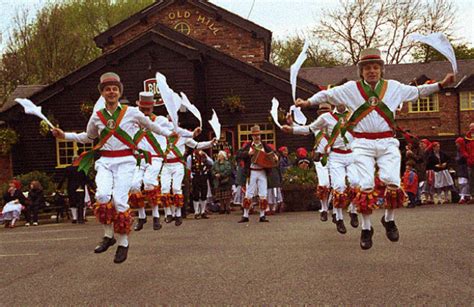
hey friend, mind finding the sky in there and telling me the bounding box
[0,0,473,51]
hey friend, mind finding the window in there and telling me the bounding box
[238,123,275,148]
[408,94,439,113]
[460,91,474,111]
[56,139,93,168]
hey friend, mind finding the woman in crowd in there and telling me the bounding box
[26,180,45,226]
[212,150,233,214]
[1,179,27,228]
[427,142,454,204]
[455,137,470,203]
[420,139,435,204]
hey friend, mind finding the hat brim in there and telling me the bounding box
[136,101,155,108]
[358,59,384,67]
[98,81,123,93]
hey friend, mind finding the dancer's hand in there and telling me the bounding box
[295,98,310,108]
[281,125,293,134]
[193,127,202,137]
[440,73,456,88]
[51,128,65,139]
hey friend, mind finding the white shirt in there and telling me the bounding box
[135,115,193,156]
[64,105,172,150]
[293,126,329,154]
[164,137,214,161]
[308,79,440,133]
[293,111,353,150]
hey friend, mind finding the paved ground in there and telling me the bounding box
[1,204,473,305]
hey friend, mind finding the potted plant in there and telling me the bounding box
[221,92,245,113]
[0,127,19,155]
[80,101,94,118]
[281,165,319,211]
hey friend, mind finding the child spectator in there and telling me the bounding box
[455,137,470,204]
[402,161,419,208]
[1,179,27,228]
[26,180,45,226]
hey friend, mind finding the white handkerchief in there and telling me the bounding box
[208,109,221,140]
[180,92,202,128]
[270,98,282,129]
[408,32,457,74]
[290,39,310,102]
[289,105,307,125]
[15,98,54,128]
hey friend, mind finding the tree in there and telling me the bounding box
[313,0,457,65]
[0,0,154,102]
[270,35,344,69]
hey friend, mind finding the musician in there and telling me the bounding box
[236,125,277,223]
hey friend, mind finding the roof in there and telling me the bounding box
[0,23,316,117]
[300,59,474,87]
[94,0,272,58]
[0,85,47,113]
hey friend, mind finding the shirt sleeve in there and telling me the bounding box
[136,109,172,136]
[176,127,193,138]
[308,82,354,107]
[397,81,440,103]
[194,140,214,150]
[64,114,98,143]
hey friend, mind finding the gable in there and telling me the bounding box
[94,0,272,66]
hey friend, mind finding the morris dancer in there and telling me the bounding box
[296,48,454,249]
[161,132,216,226]
[237,125,277,223]
[52,72,173,263]
[130,92,198,231]
[283,103,359,233]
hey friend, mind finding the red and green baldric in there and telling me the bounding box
[133,114,165,158]
[321,111,350,166]
[75,106,152,174]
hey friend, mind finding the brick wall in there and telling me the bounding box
[0,154,12,185]
[104,2,266,66]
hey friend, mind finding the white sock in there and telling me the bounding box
[321,199,328,212]
[103,224,114,238]
[171,206,176,217]
[243,208,249,218]
[361,214,372,230]
[117,234,129,247]
[70,208,78,220]
[193,201,200,215]
[11,218,17,226]
[165,207,172,216]
[175,207,182,218]
[200,200,207,215]
[335,208,343,221]
[259,210,265,218]
[349,203,357,214]
[384,209,395,222]
[152,206,160,218]
[138,207,146,219]
[83,207,87,219]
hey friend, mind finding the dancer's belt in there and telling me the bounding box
[165,157,182,164]
[99,149,134,157]
[250,167,264,171]
[352,131,394,139]
[331,148,352,154]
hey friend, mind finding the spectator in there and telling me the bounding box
[295,147,312,170]
[420,139,435,204]
[1,179,27,228]
[455,137,470,204]
[267,144,283,215]
[187,149,213,219]
[212,150,232,214]
[278,146,291,174]
[427,142,453,204]
[402,161,419,208]
[464,123,474,200]
[405,140,424,204]
[26,180,45,226]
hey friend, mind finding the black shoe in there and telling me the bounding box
[350,213,359,228]
[72,220,77,224]
[201,213,209,219]
[194,214,201,220]
[320,211,328,222]
[259,216,269,223]
[94,237,116,253]
[332,213,336,224]
[381,216,399,242]
[113,245,129,264]
[238,217,249,223]
[336,220,347,234]
[175,216,183,226]
[407,203,416,208]
[153,217,162,230]
[134,218,147,231]
[360,227,374,250]
[165,215,174,223]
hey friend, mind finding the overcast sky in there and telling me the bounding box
[0,0,473,51]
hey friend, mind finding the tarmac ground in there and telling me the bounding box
[0,204,473,305]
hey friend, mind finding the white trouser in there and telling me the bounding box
[351,137,401,190]
[130,158,163,192]
[94,156,136,213]
[161,162,185,194]
[328,151,358,192]
[245,169,267,199]
[315,161,330,187]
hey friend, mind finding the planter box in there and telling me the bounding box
[281,184,320,212]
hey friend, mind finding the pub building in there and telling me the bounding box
[1,0,474,182]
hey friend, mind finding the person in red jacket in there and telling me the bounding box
[464,123,474,199]
[402,161,419,208]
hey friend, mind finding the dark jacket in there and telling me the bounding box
[27,188,45,208]
[456,150,469,178]
[236,142,275,178]
[58,165,93,195]
[426,151,450,172]
[3,189,27,205]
